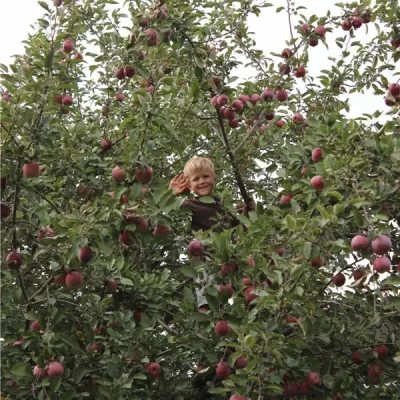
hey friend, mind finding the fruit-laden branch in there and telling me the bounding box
[156,318,180,336]
[215,109,250,204]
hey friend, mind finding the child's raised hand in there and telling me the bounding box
[169,174,190,196]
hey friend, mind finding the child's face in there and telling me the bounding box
[188,170,215,197]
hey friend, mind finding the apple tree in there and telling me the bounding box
[1,0,400,399]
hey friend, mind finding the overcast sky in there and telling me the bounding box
[0,0,392,121]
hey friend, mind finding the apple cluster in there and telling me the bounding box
[384,83,400,107]
[341,7,372,31]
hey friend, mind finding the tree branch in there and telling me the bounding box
[156,318,180,336]
[28,277,55,303]
[234,120,261,154]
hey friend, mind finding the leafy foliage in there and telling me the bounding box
[1,0,400,399]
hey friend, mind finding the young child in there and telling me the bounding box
[169,156,253,312]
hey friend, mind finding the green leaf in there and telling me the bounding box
[11,363,31,377]
[199,196,215,204]
[133,373,147,380]
[190,79,200,98]
[285,215,297,230]
[352,207,363,227]
[181,265,197,278]
[24,311,40,320]
[38,1,50,11]
[382,276,400,286]
[73,367,88,384]
[120,278,134,286]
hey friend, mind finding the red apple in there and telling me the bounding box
[234,355,248,369]
[250,94,261,104]
[282,48,292,58]
[301,166,308,174]
[384,95,396,106]
[244,286,258,304]
[265,111,275,120]
[100,138,112,151]
[276,120,286,128]
[211,96,219,107]
[115,67,125,79]
[232,100,244,112]
[371,235,391,255]
[146,29,158,46]
[242,277,253,287]
[31,320,40,332]
[342,19,352,31]
[223,108,236,120]
[279,63,291,75]
[119,229,132,246]
[153,225,169,236]
[276,89,288,102]
[300,23,309,32]
[63,39,74,53]
[54,274,66,285]
[212,77,222,87]
[107,280,118,291]
[294,66,306,78]
[33,365,47,379]
[6,252,23,269]
[124,66,136,78]
[216,361,231,378]
[388,83,400,97]
[23,162,40,178]
[352,16,363,28]
[373,256,391,273]
[135,166,153,184]
[276,247,286,257]
[215,320,231,336]
[112,166,127,182]
[74,53,83,60]
[311,257,324,268]
[353,269,366,281]
[2,92,11,102]
[299,381,311,394]
[238,94,250,103]
[310,175,324,190]
[314,25,326,37]
[374,344,388,359]
[187,240,204,257]
[229,395,248,400]
[217,95,229,106]
[309,38,319,46]
[62,95,73,106]
[79,246,93,262]
[368,361,382,379]
[228,119,239,128]
[220,262,237,276]
[351,351,363,364]
[262,88,275,102]
[292,113,304,124]
[280,194,292,204]
[307,371,321,386]
[218,284,233,298]
[332,273,345,287]
[124,215,148,231]
[286,314,298,324]
[87,343,101,353]
[351,235,369,252]
[66,271,83,288]
[390,37,400,48]
[47,362,64,377]
[146,362,161,378]
[115,92,125,102]
[134,311,142,321]
[311,148,323,162]
[0,202,11,219]
[38,226,55,240]
[245,257,255,268]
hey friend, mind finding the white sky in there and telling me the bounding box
[0,0,392,121]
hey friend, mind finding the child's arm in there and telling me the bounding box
[169,174,190,197]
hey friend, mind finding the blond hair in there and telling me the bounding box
[184,157,216,179]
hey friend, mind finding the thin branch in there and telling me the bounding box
[34,189,62,213]
[215,109,250,204]
[234,120,261,154]
[286,0,295,43]
[28,277,55,303]
[17,271,29,304]
[156,318,180,336]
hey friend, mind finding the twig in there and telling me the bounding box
[17,271,29,304]
[286,0,295,43]
[28,277,55,303]
[156,318,180,336]
[34,189,62,213]
[234,120,261,154]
